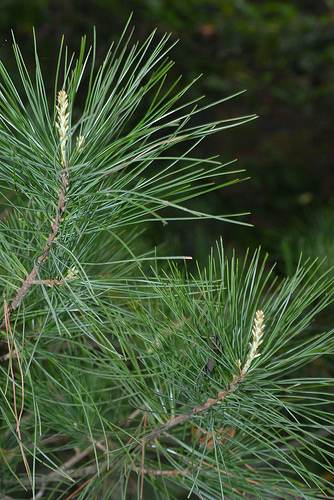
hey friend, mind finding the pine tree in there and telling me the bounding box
[1,20,333,500]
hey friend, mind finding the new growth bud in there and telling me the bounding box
[237,310,265,377]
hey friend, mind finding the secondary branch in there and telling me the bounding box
[0,90,70,330]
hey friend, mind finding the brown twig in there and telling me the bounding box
[65,476,94,500]
[140,413,147,500]
[4,295,31,484]
[133,466,187,477]
[141,386,233,444]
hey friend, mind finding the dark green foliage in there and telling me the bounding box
[0,13,333,500]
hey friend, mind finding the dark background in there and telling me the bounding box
[1,0,333,271]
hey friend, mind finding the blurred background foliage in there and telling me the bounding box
[0,0,333,271]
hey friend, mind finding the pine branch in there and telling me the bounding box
[134,312,265,444]
[0,90,70,330]
[1,25,333,500]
